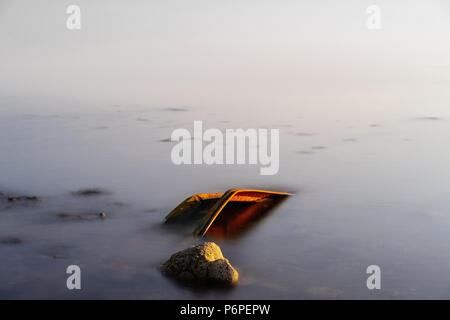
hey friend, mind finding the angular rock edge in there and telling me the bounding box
[161,242,238,286]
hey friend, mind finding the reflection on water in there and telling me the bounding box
[204,194,288,240]
[165,190,290,240]
[1,95,450,299]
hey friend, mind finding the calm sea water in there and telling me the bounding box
[1,93,450,299]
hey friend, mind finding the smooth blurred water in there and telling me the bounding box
[1,93,450,299]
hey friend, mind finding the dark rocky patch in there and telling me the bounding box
[43,254,68,259]
[164,107,188,112]
[108,201,129,207]
[0,193,41,205]
[8,196,39,202]
[295,132,315,136]
[39,244,71,259]
[416,116,443,121]
[57,211,108,221]
[159,136,194,142]
[0,237,24,245]
[71,188,111,197]
[144,208,160,213]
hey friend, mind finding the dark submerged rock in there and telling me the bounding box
[71,188,111,197]
[0,237,24,245]
[0,193,41,205]
[57,211,107,221]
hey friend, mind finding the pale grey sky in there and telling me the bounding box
[1,1,449,115]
